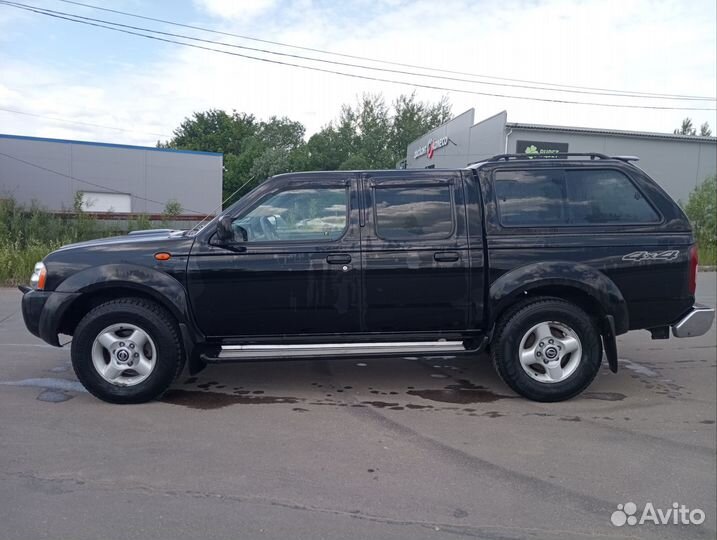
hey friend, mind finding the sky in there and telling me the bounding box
[0,0,715,148]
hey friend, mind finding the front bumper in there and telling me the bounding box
[20,287,80,346]
[672,304,715,338]
[20,287,51,339]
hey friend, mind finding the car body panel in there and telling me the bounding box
[19,159,703,363]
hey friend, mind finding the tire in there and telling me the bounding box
[71,297,184,404]
[491,297,602,402]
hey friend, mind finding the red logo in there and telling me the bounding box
[427,140,435,159]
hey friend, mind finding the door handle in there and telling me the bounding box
[434,252,460,262]
[326,254,352,264]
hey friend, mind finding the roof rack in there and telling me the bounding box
[487,152,611,161]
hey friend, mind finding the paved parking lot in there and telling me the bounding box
[0,275,715,540]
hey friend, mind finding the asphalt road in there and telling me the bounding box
[0,275,715,540]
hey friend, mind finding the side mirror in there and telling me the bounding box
[215,216,248,243]
[216,216,235,243]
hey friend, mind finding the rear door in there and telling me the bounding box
[360,171,473,334]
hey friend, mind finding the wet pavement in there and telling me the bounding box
[0,274,715,539]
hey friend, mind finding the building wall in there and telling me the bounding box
[403,109,716,205]
[0,135,223,215]
[406,109,475,169]
[468,111,507,162]
[506,128,717,203]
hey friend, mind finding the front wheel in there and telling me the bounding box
[71,298,184,404]
[491,297,602,402]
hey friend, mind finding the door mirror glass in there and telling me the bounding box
[215,216,247,243]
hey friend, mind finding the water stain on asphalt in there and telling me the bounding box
[37,389,73,403]
[48,366,69,373]
[361,401,400,409]
[162,389,300,410]
[407,379,510,404]
[581,392,626,401]
[0,377,86,393]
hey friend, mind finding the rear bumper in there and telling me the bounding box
[672,304,715,338]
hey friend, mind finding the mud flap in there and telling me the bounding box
[602,315,618,373]
[179,323,207,376]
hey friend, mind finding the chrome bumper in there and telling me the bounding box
[672,304,715,338]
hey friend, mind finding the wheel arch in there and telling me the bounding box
[489,261,629,335]
[51,264,194,337]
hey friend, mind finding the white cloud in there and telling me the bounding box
[0,0,715,149]
[194,0,278,20]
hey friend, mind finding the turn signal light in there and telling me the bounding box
[31,262,47,290]
[154,252,171,261]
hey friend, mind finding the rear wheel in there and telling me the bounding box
[491,297,602,402]
[71,298,184,404]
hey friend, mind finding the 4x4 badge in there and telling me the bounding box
[622,250,680,262]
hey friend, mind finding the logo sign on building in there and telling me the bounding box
[414,136,449,160]
[516,140,569,157]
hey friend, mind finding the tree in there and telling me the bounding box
[304,93,451,170]
[674,118,713,137]
[684,175,716,249]
[674,117,696,135]
[390,93,451,164]
[165,93,453,205]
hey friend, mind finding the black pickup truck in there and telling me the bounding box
[20,153,714,404]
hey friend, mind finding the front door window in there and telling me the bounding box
[234,187,348,242]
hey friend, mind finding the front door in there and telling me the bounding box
[360,172,473,334]
[187,175,361,338]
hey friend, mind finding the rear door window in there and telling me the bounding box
[373,184,454,240]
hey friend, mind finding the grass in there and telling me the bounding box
[699,242,716,267]
[0,197,158,286]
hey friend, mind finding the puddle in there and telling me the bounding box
[582,392,626,401]
[48,366,69,373]
[361,401,400,409]
[0,378,86,393]
[407,380,510,404]
[620,359,658,377]
[37,389,73,403]
[161,389,301,410]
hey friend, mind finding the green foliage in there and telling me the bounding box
[684,175,717,264]
[674,117,696,135]
[162,199,183,218]
[128,213,153,232]
[0,197,108,284]
[163,93,452,206]
[674,117,712,137]
[0,197,166,284]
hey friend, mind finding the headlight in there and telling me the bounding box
[30,262,47,290]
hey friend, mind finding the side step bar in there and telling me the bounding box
[216,341,466,360]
